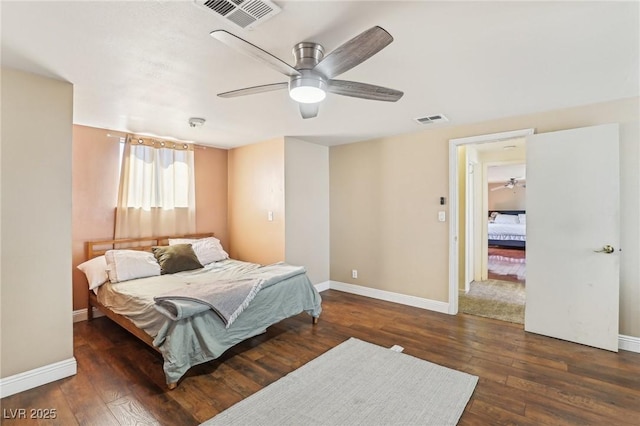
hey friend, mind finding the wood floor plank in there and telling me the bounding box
[508,359,640,411]
[469,399,541,425]
[1,381,79,426]
[106,396,160,426]
[506,375,639,425]
[2,289,640,425]
[164,379,220,424]
[73,343,133,404]
[58,364,120,426]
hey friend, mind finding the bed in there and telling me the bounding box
[80,234,322,389]
[488,210,526,249]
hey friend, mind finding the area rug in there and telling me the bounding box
[459,279,525,324]
[201,338,478,426]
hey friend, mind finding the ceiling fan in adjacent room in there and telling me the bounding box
[210,26,404,119]
[491,177,526,191]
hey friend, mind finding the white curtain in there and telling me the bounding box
[115,135,196,238]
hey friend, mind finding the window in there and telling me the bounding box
[114,136,195,238]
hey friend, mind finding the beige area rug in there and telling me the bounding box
[201,338,478,426]
[459,279,525,324]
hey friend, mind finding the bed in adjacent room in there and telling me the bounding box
[77,234,322,389]
[488,210,526,249]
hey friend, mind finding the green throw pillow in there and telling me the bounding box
[152,244,203,274]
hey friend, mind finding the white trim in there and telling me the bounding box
[619,334,640,353]
[0,358,77,398]
[328,281,449,314]
[314,281,331,292]
[72,307,105,323]
[448,128,535,314]
[449,128,535,145]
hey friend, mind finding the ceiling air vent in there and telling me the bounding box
[414,114,449,125]
[195,0,281,30]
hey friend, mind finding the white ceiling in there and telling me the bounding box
[2,1,638,149]
[487,164,525,183]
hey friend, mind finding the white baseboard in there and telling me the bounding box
[0,358,77,398]
[327,280,449,314]
[619,334,640,353]
[314,280,331,292]
[72,307,105,323]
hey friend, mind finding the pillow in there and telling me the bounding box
[77,255,109,290]
[168,236,229,265]
[489,211,499,223]
[105,249,161,283]
[493,213,520,224]
[152,244,203,274]
[518,213,526,224]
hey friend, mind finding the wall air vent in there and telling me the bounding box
[195,0,281,30]
[414,114,449,125]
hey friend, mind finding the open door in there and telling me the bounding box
[525,124,619,351]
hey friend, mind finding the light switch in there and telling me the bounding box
[268,211,274,221]
[438,211,446,222]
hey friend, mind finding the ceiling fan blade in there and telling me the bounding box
[218,82,288,98]
[490,186,505,191]
[313,26,393,79]
[299,103,320,119]
[211,30,300,78]
[327,80,403,102]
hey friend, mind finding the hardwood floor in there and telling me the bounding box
[2,289,639,425]
[488,247,526,284]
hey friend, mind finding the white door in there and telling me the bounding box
[525,123,619,351]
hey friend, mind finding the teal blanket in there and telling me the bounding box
[154,278,263,327]
[153,263,306,327]
[151,264,322,384]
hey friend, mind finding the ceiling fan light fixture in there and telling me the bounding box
[289,75,326,104]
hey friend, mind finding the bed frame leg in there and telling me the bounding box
[167,382,177,390]
[312,316,319,325]
[87,302,94,321]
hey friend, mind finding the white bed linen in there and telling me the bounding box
[488,222,526,241]
[96,259,261,337]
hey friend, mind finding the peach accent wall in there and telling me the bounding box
[228,138,285,265]
[71,125,122,310]
[71,126,229,310]
[195,146,229,251]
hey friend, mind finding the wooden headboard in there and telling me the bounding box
[86,233,214,259]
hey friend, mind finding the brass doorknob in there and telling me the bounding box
[594,245,615,254]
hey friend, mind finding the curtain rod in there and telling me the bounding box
[126,134,193,151]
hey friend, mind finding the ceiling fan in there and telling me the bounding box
[491,177,526,191]
[210,26,404,119]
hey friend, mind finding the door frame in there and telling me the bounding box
[447,128,534,314]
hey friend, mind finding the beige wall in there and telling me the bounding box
[71,126,229,310]
[1,68,74,377]
[330,131,450,301]
[228,138,285,265]
[330,97,640,338]
[284,137,330,285]
[488,182,526,210]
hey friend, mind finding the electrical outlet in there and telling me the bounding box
[352,269,358,279]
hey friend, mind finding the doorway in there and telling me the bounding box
[447,129,534,321]
[461,160,527,323]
